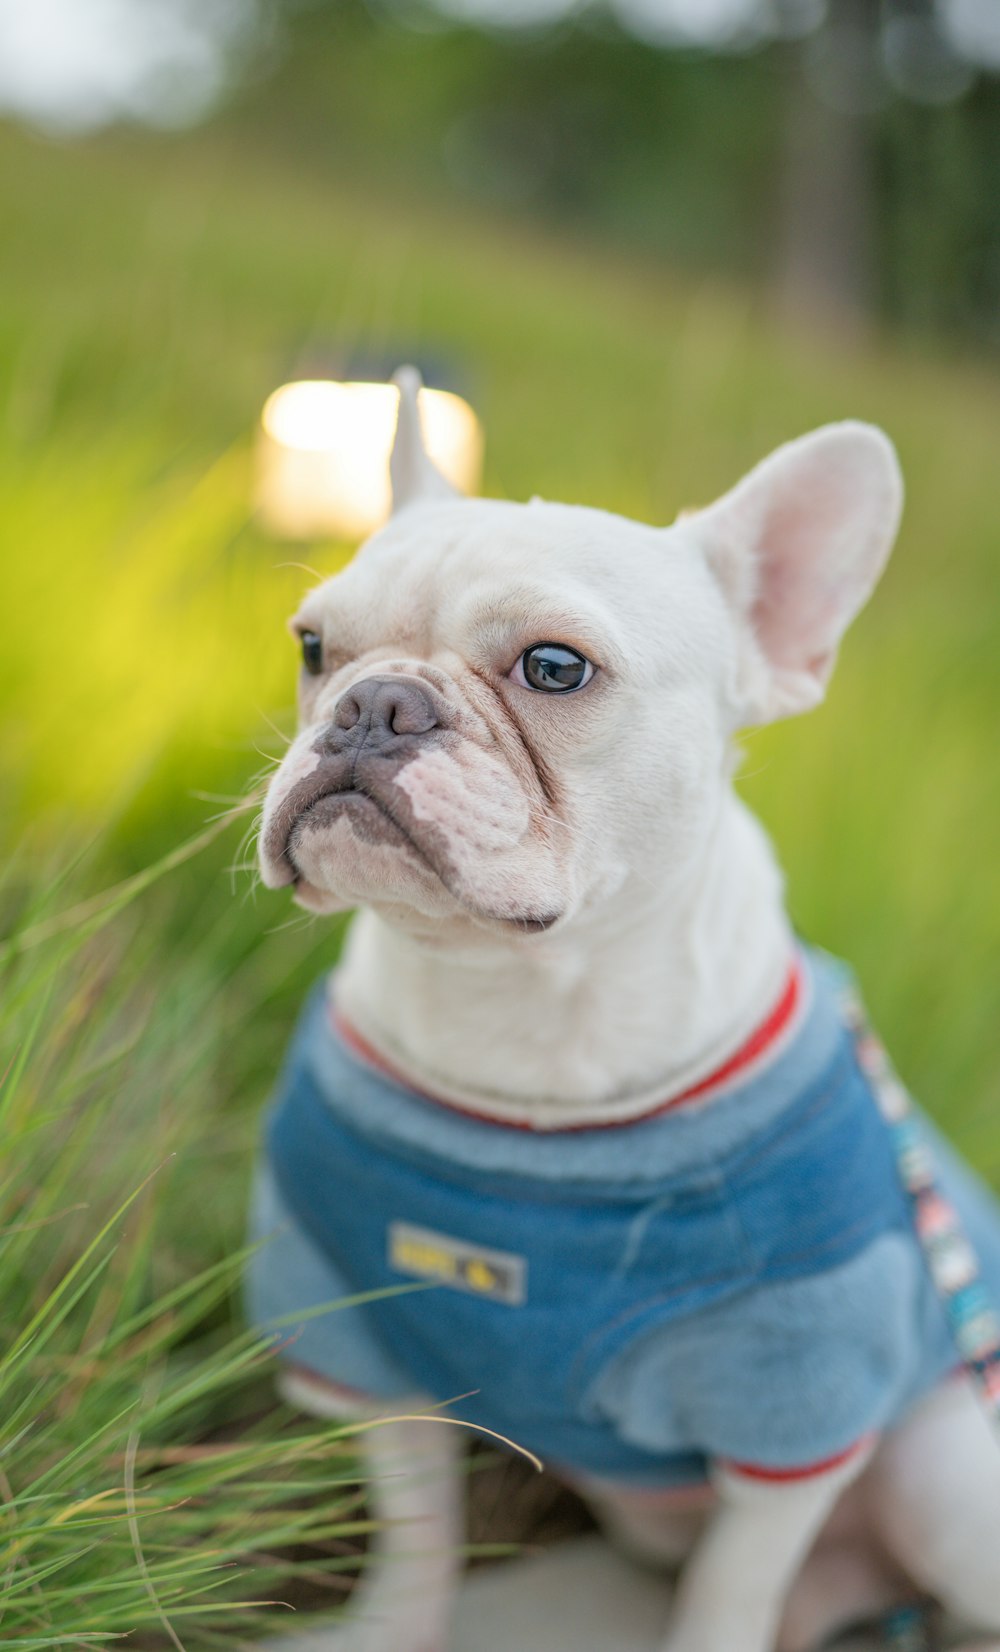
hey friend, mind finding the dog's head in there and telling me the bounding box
[258,370,902,944]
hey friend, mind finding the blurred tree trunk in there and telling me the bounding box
[775,0,882,336]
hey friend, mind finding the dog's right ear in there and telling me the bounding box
[389,365,461,514]
[688,422,903,726]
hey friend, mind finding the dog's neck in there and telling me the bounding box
[334,789,793,1126]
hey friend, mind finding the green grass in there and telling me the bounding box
[1,111,999,1643]
[0,838,373,1648]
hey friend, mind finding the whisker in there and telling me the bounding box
[265,911,320,936]
[253,706,294,748]
[189,789,256,806]
[274,560,324,581]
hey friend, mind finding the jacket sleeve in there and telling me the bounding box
[589,1231,940,1474]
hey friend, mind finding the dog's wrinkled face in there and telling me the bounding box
[259,500,735,938]
[258,379,902,945]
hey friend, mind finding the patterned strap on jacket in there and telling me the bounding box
[830,981,1000,1651]
[836,979,1000,1429]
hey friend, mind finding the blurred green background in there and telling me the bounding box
[3,0,999,1143]
[1,2,999,1642]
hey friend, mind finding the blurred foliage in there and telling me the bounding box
[232,2,786,279]
[216,0,1000,349]
[0,843,372,1649]
[881,84,1000,341]
[0,109,998,1166]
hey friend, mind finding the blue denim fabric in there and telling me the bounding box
[247,950,1000,1487]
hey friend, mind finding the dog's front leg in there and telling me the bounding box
[661,1451,870,1652]
[261,1407,463,1652]
[346,1415,463,1652]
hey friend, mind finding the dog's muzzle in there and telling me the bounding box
[262,674,451,885]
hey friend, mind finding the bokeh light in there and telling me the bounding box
[256,378,484,540]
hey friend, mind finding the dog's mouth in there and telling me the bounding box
[262,758,428,882]
[288,788,426,874]
[264,762,563,936]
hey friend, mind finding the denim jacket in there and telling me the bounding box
[248,950,1000,1487]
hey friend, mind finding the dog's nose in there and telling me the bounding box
[332,675,440,744]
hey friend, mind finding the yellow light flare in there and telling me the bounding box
[256,378,483,540]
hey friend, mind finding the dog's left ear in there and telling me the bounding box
[389,365,461,513]
[690,422,903,725]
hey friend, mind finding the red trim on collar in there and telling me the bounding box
[329,954,805,1134]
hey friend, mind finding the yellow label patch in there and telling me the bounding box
[388,1221,526,1305]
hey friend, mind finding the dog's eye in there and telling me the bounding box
[513,643,594,694]
[299,630,324,676]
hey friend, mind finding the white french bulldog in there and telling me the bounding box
[254,370,1000,1652]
